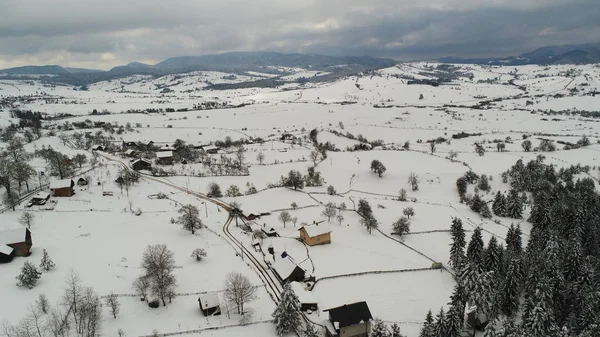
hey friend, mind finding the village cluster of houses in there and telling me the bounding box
[240,211,373,337]
[110,141,220,171]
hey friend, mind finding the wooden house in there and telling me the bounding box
[290,281,318,311]
[124,149,137,157]
[202,145,219,154]
[0,228,33,262]
[198,292,221,316]
[91,145,104,151]
[30,192,50,205]
[271,255,305,284]
[77,177,89,186]
[132,159,152,171]
[261,227,279,237]
[323,302,373,337]
[244,211,263,221]
[299,225,331,246]
[156,151,173,165]
[50,179,75,197]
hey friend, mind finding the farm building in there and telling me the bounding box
[91,145,104,151]
[198,292,221,316]
[243,211,264,221]
[290,281,318,311]
[122,141,137,149]
[156,151,173,165]
[124,149,137,157]
[50,179,75,197]
[323,301,373,337]
[132,158,152,171]
[261,227,278,237]
[271,255,305,284]
[202,145,219,154]
[77,177,89,186]
[299,225,331,246]
[30,192,50,205]
[159,144,173,152]
[0,228,33,262]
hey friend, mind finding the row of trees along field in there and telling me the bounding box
[422,155,600,337]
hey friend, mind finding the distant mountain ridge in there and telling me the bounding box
[0,51,396,86]
[439,42,600,65]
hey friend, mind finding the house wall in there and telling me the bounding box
[52,187,73,197]
[300,229,331,246]
[340,321,371,337]
[8,242,32,257]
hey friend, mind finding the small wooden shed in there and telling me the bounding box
[198,292,221,316]
[0,228,33,260]
[50,179,75,197]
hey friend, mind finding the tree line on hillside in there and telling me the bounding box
[422,155,600,337]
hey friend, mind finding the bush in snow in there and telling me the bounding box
[327,185,336,195]
[191,248,207,261]
[392,217,411,236]
[207,182,223,197]
[39,249,56,272]
[16,261,42,289]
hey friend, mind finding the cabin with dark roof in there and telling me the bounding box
[271,255,305,284]
[156,151,173,165]
[323,301,373,337]
[0,228,33,263]
[132,158,152,171]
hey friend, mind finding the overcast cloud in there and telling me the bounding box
[0,0,599,69]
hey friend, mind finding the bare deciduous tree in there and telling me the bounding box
[19,211,35,229]
[105,293,120,318]
[278,211,292,228]
[132,276,150,301]
[408,172,419,191]
[321,202,337,222]
[141,244,177,306]
[256,151,265,165]
[223,272,256,315]
[175,204,203,234]
[309,150,320,167]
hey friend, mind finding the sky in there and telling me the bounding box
[0,0,599,70]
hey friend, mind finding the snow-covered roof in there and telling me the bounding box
[272,256,299,280]
[323,320,338,336]
[133,158,152,165]
[0,244,14,256]
[159,145,172,151]
[198,292,220,309]
[32,192,50,200]
[156,151,173,158]
[50,179,73,189]
[0,228,28,245]
[300,225,331,238]
[203,145,218,151]
[91,145,100,150]
[290,281,318,304]
[124,149,135,155]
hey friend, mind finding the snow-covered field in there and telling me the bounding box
[1,62,600,337]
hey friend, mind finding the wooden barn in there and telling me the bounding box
[271,255,305,284]
[132,159,152,171]
[324,301,373,337]
[91,145,105,151]
[124,149,137,157]
[299,225,331,246]
[198,292,221,316]
[0,228,33,262]
[290,281,318,311]
[202,145,219,154]
[50,179,75,197]
[156,151,173,165]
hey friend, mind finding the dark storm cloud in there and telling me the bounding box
[0,0,599,68]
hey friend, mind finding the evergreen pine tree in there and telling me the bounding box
[480,203,493,219]
[500,258,522,317]
[16,261,42,289]
[303,324,319,337]
[505,189,523,219]
[466,227,484,268]
[389,323,402,337]
[483,320,500,337]
[449,283,468,317]
[445,305,463,337]
[505,224,523,260]
[370,318,389,337]
[433,307,448,337]
[484,236,501,273]
[272,283,302,335]
[492,192,506,217]
[39,249,56,272]
[419,310,435,337]
[449,218,466,270]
